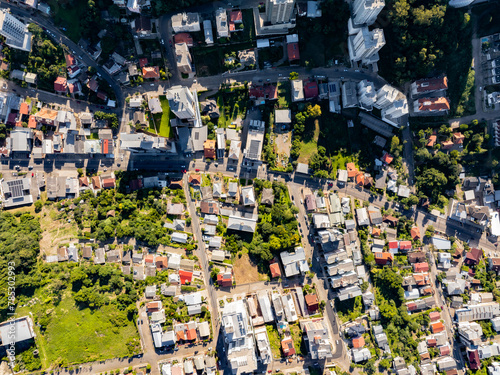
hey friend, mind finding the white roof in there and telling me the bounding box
[184,292,202,305]
[211,249,225,262]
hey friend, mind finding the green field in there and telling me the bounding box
[213,88,249,128]
[17,292,140,368]
[149,96,173,138]
[298,119,320,164]
[266,324,282,359]
[46,0,87,42]
[277,81,291,109]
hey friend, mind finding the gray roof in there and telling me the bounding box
[227,215,257,233]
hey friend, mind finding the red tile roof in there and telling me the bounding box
[270,263,281,278]
[381,152,393,164]
[204,139,216,159]
[287,42,300,62]
[145,254,155,264]
[453,132,465,144]
[102,139,109,154]
[79,177,89,187]
[411,226,421,240]
[189,174,201,185]
[54,76,67,92]
[230,10,242,22]
[346,163,357,178]
[468,349,480,370]
[413,262,429,273]
[304,294,319,311]
[281,337,296,356]
[139,58,148,68]
[97,91,108,101]
[417,97,450,112]
[426,135,437,147]
[429,311,440,321]
[185,328,197,341]
[179,270,193,285]
[388,241,398,249]
[465,248,483,265]
[427,338,437,347]
[92,176,101,189]
[142,66,160,79]
[431,321,444,333]
[176,330,185,341]
[399,241,412,250]
[303,80,318,99]
[248,84,278,100]
[174,33,194,46]
[65,54,76,67]
[352,336,365,348]
[372,228,381,237]
[414,77,448,93]
[156,256,168,270]
[102,178,115,189]
[375,252,393,265]
[19,102,29,116]
[146,301,161,312]
[217,272,232,287]
[28,115,36,129]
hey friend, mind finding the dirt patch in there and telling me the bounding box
[233,253,268,284]
[39,207,79,256]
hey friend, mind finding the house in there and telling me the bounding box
[241,185,256,206]
[352,348,371,363]
[171,12,201,33]
[414,262,429,272]
[266,263,281,280]
[203,139,216,159]
[375,252,393,265]
[431,321,445,333]
[411,226,421,240]
[54,76,67,93]
[0,316,35,350]
[305,294,319,312]
[217,270,233,287]
[413,97,450,114]
[301,319,333,359]
[281,337,296,356]
[189,174,201,185]
[305,195,317,211]
[200,201,219,215]
[261,188,274,206]
[352,336,365,349]
[179,270,193,284]
[465,248,483,266]
[280,247,309,277]
[142,66,160,79]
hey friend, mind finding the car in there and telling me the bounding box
[31,173,34,177]
[193,79,197,83]
[300,199,303,204]
[266,78,271,82]
[161,39,165,44]
[344,69,348,71]
[314,363,319,366]
[316,257,320,262]
[355,69,360,72]
[195,169,200,172]
[336,340,340,345]
[150,83,155,86]
[14,165,20,170]
[28,165,33,170]
[479,86,483,91]
[182,169,187,173]
[477,229,481,233]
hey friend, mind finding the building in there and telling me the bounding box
[301,319,333,359]
[0,316,35,349]
[352,0,385,26]
[266,0,295,24]
[0,10,32,52]
[1,177,33,208]
[171,12,200,33]
[242,120,265,171]
[203,139,216,159]
[357,80,377,110]
[413,97,450,115]
[221,300,258,375]
[254,326,272,365]
[215,8,229,38]
[291,79,304,102]
[166,86,202,128]
[174,43,193,74]
[280,247,309,277]
[458,321,483,346]
[203,20,214,45]
[348,22,385,65]
[456,303,500,322]
[410,77,448,98]
[342,81,359,108]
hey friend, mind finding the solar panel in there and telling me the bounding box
[7,179,24,198]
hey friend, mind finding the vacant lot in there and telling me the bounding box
[157,96,173,138]
[473,3,500,37]
[298,119,320,164]
[213,88,249,128]
[40,207,79,256]
[17,292,140,368]
[277,80,291,108]
[233,253,268,284]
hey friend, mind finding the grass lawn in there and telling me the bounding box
[46,0,87,42]
[298,119,320,163]
[266,324,282,359]
[289,323,305,356]
[158,95,173,138]
[17,292,140,368]
[278,81,291,109]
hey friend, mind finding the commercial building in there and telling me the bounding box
[348,21,385,65]
[0,10,32,52]
[171,12,200,33]
[352,0,384,26]
[266,0,295,24]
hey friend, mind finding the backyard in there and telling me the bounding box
[266,324,283,359]
[297,118,320,164]
[212,87,249,128]
[277,80,291,109]
[149,96,173,138]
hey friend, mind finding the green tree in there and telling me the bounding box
[289,72,299,80]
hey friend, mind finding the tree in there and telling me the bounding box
[306,104,321,118]
[34,200,43,213]
[289,72,299,80]
[416,168,448,202]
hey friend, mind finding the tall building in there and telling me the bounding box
[222,300,258,375]
[348,22,385,65]
[265,0,295,24]
[166,86,202,127]
[352,0,384,26]
[0,10,32,52]
[357,80,376,110]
